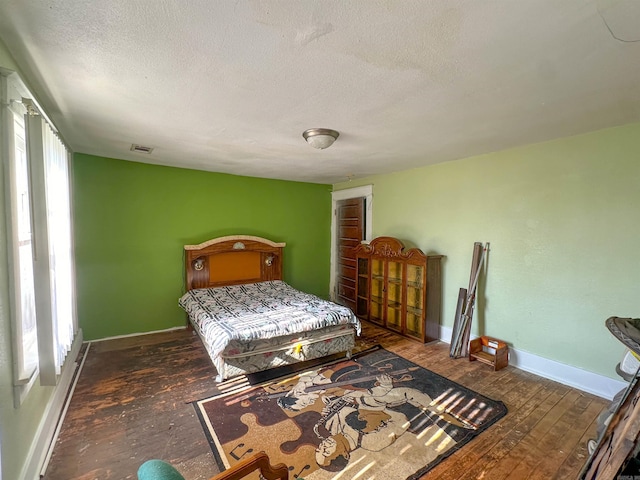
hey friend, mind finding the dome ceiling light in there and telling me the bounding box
[302,128,340,149]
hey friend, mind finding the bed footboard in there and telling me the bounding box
[216,325,356,382]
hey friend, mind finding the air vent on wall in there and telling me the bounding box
[130,144,154,154]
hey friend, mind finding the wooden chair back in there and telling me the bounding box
[210,452,289,480]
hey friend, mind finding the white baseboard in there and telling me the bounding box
[439,326,626,401]
[89,325,187,343]
[20,329,84,480]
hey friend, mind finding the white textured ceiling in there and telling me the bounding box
[0,0,639,184]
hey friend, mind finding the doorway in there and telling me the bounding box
[330,185,373,307]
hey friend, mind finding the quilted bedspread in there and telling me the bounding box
[178,280,361,361]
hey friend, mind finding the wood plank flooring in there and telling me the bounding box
[45,322,608,479]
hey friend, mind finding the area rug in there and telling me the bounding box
[194,347,507,480]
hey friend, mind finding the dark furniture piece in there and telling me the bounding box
[354,236,442,343]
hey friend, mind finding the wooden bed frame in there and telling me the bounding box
[185,235,286,290]
[183,235,357,382]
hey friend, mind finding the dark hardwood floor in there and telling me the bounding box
[45,322,608,479]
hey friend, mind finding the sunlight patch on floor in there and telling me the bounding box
[333,454,368,479]
[351,459,376,479]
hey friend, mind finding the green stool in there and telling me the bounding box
[137,459,186,480]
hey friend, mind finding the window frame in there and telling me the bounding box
[1,72,41,406]
[1,70,79,405]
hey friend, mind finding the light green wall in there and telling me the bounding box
[0,39,57,480]
[74,153,332,340]
[0,38,18,71]
[335,123,640,379]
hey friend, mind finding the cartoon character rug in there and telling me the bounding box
[194,347,507,480]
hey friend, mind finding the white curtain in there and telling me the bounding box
[26,112,76,384]
[42,122,75,374]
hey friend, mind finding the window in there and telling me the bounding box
[13,110,39,380]
[3,75,39,393]
[2,71,78,404]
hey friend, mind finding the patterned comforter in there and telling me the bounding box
[178,280,361,362]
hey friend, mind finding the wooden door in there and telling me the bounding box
[335,197,365,311]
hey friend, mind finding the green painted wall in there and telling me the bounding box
[73,153,332,340]
[334,123,640,379]
[0,40,57,480]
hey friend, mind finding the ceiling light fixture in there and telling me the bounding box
[302,128,339,150]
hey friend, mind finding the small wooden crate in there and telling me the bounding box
[469,336,508,371]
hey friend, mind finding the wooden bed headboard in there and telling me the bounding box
[184,235,285,291]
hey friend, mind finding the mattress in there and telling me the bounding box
[178,280,361,378]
